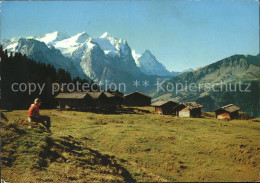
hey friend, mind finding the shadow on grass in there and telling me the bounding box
[36,135,136,182]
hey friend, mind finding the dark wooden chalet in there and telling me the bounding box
[55,91,122,111]
[86,92,109,108]
[55,92,88,111]
[173,102,204,118]
[214,104,240,120]
[124,91,152,106]
[151,100,178,115]
[87,92,123,108]
[105,92,124,107]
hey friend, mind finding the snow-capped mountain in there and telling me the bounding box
[131,50,142,67]
[1,31,178,91]
[53,32,93,62]
[92,32,128,57]
[1,38,19,52]
[36,31,70,46]
[15,38,88,79]
[132,50,172,76]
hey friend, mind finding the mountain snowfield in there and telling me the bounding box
[1,31,181,92]
[36,31,71,46]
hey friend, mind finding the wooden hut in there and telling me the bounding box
[174,102,204,118]
[55,91,122,111]
[214,104,240,120]
[55,92,88,111]
[124,91,152,106]
[87,92,123,109]
[151,100,178,115]
[104,92,124,107]
[86,92,108,108]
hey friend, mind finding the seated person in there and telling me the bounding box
[27,98,51,133]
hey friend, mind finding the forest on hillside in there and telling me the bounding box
[0,46,96,110]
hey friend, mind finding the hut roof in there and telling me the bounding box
[124,91,152,98]
[151,100,177,107]
[87,92,103,99]
[103,92,116,98]
[107,92,124,98]
[173,102,204,110]
[181,102,204,109]
[55,91,118,100]
[55,92,88,99]
[214,104,240,113]
[87,91,119,99]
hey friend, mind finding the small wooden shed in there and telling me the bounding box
[151,100,178,115]
[174,102,204,118]
[214,104,240,120]
[55,91,123,111]
[104,92,124,107]
[87,92,123,108]
[86,92,109,108]
[55,92,88,111]
[124,91,152,106]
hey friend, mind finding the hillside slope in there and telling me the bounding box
[1,111,135,182]
[1,109,260,182]
[154,54,260,116]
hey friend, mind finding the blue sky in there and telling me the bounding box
[1,0,259,71]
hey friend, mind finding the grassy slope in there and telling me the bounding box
[1,110,134,182]
[1,107,260,182]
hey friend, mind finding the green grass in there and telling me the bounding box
[1,107,260,182]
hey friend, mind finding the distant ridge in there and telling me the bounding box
[154,54,260,117]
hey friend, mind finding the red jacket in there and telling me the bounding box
[27,104,40,117]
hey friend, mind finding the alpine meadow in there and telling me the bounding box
[1,0,259,182]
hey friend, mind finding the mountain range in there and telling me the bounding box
[1,31,259,116]
[1,31,181,92]
[153,54,260,116]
